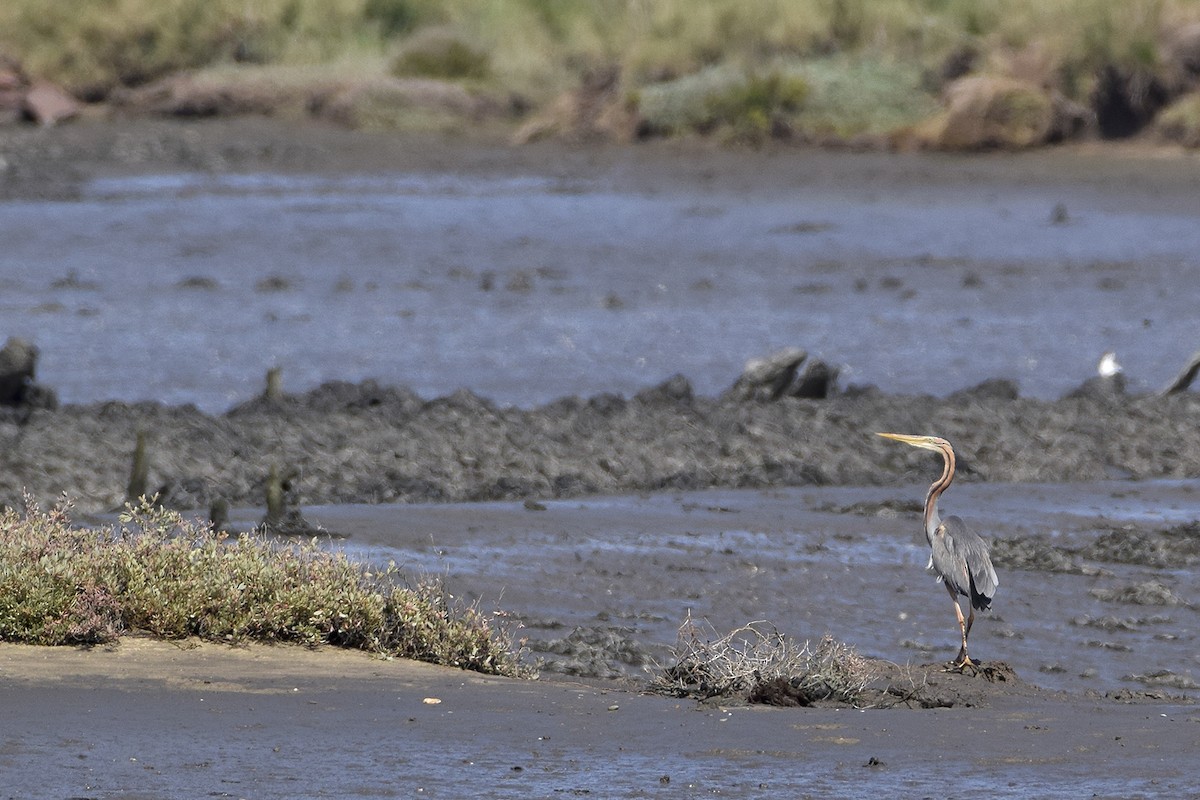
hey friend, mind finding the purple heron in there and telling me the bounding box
[877,433,999,669]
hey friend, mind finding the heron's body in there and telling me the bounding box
[878,432,998,669]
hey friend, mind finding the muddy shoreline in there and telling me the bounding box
[1,378,1198,516]
[6,115,1200,204]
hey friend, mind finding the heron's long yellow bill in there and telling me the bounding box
[877,432,924,443]
[876,432,944,450]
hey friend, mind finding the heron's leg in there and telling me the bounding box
[943,582,973,668]
[956,607,978,669]
[940,585,969,666]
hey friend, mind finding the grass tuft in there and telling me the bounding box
[648,615,874,705]
[0,495,525,676]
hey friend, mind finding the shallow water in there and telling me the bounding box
[2,159,1199,410]
[8,671,1193,800]
[289,480,1200,696]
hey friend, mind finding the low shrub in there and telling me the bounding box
[703,70,810,143]
[637,57,936,143]
[0,496,524,676]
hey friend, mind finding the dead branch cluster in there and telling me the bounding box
[647,615,875,706]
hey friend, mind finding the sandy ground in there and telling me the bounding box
[2,118,1200,796]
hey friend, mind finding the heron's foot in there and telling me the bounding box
[943,652,978,673]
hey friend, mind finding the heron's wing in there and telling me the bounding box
[929,522,970,596]
[938,516,998,609]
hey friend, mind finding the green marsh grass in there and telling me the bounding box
[3,0,1193,98]
[0,496,524,676]
[637,56,936,141]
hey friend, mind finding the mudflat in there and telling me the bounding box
[1,118,1199,797]
[4,483,1200,798]
[0,636,1196,799]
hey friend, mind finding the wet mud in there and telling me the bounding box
[1,118,1199,797]
[4,380,1200,518]
[1,638,1195,799]
[300,482,1200,702]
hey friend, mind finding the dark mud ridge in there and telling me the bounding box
[2,374,1199,516]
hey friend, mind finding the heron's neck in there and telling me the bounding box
[923,445,955,543]
[923,488,941,543]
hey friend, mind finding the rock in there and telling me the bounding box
[587,392,627,415]
[911,75,1090,150]
[1066,351,1127,400]
[949,378,1020,403]
[23,81,80,127]
[0,336,57,410]
[20,384,58,411]
[260,508,324,537]
[7,368,1200,516]
[725,347,807,402]
[0,337,38,405]
[1066,374,1126,401]
[790,358,839,399]
[635,374,694,405]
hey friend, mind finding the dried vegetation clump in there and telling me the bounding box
[0,496,525,676]
[648,616,874,706]
[647,615,1027,710]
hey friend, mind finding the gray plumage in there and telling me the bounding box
[929,515,998,611]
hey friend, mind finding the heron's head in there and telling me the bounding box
[876,432,950,451]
